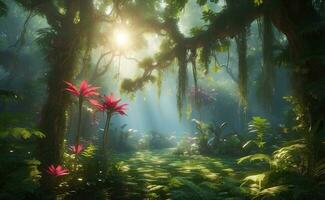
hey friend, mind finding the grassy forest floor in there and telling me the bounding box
[105,149,256,200]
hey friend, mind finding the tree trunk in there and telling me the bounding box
[38,1,81,194]
[271,0,325,173]
[261,13,275,112]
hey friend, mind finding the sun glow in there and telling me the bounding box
[114,29,130,48]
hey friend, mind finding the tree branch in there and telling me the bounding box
[121,1,261,93]
[15,0,63,28]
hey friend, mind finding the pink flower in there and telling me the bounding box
[64,80,99,98]
[90,93,127,115]
[70,144,85,154]
[46,165,69,177]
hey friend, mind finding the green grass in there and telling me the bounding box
[109,149,252,200]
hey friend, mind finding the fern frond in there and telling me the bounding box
[170,177,215,200]
[81,144,97,158]
[0,128,45,139]
[241,173,266,191]
[257,185,290,198]
[237,154,271,164]
[314,159,325,178]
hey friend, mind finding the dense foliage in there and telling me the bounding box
[0,0,324,199]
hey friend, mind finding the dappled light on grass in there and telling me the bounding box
[110,149,251,199]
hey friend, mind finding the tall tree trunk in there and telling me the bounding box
[38,0,81,194]
[271,0,325,173]
[261,13,274,112]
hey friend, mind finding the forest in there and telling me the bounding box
[0,0,325,199]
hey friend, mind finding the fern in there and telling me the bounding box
[246,117,270,150]
[81,144,97,158]
[256,185,290,198]
[0,128,42,199]
[170,177,215,200]
[237,154,272,165]
[272,143,307,171]
[314,159,325,178]
[0,128,45,139]
[241,173,267,191]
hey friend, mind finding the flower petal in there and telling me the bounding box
[65,88,80,96]
[79,80,89,93]
[89,99,105,111]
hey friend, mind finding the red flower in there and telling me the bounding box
[70,144,85,154]
[90,94,127,115]
[46,165,69,177]
[64,80,99,98]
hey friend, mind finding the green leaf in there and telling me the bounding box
[242,140,252,149]
[253,0,263,6]
[81,144,96,158]
[241,173,266,190]
[0,128,45,139]
[237,154,271,164]
[257,185,290,197]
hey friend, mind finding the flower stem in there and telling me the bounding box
[74,97,83,170]
[76,97,83,147]
[103,112,112,155]
[102,112,112,176]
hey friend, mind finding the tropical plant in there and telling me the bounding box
[237,154,272,167]
[64,80,99,153]
[207,122,227,150]
[272,140,308,172]
[90,93,127,154]
[0,128,44,199]
[70,144,85,155]
[46,165,69,177]
[243,117,271,152]
[192,119,212,154]
[238,138,325,199]
[181,120,243,156]
[169,177,215,200]
[174,136,198,155]
[219,133,243,155]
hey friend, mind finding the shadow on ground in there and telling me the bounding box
[108,149,252,200]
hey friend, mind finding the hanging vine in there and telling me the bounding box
[156,70,163,98]
[190,49,199,108]
[176,47,188,118]
[235,27,248,108]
